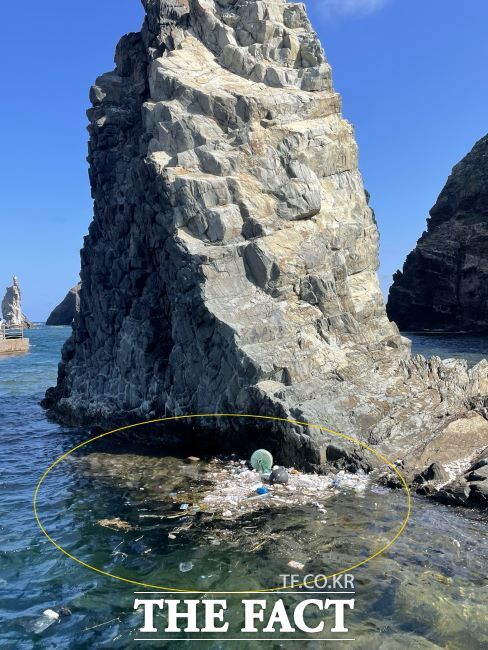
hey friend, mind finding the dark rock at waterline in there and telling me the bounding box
[46,284,81,326]
[433,482,471,507]
[470,456,488,472]
[470,481,488,506]
[326,444,348,463]
[415,483,436,497]
[431,454,488,509]
[413,462,448,485]
[387,133,488,332]
[466,464,488,482]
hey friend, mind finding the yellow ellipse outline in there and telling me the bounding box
[34,413,411,594]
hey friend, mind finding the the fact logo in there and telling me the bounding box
[133,577,355,641]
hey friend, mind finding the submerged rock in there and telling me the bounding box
[387,133,488,332]
[46,283,81,326]
[43,0,488,491]
[1,276,32,328]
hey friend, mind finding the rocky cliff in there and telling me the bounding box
[1,276,32,328]
[44,0,488,484]
[387,134,488,332]
[46,284,81,326]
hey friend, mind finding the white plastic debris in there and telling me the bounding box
[194,459,370,520]
[33,609,60,634]
[179,562,194,573]
[288,560,305,570]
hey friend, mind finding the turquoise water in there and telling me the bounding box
[0,326,487,649]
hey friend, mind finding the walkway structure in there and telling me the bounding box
[0,324,29,354]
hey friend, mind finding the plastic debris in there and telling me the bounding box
[97,517,134,532]
[59,607,72,617]
[288,560,305,571]
[250,449,273,474]
[33,609,59,634]
[332,471,367,492]
[81,617,120,633]
[179,503,190,510]
[179,561,194,573]
[256,487,269,495]
[270,467,289,485]
[197,460,348,519]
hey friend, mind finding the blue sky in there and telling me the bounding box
[0,0,486,320]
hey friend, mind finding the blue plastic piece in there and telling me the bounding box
[256,487,269,495]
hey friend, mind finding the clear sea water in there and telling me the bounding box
[0,326,487,649]
[409,332,488,368]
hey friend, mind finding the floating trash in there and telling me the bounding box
[288,560,305,571]
[97,517,134,532]
[250,449,273,474]
[33,609,59,634]
[270,467,289,485]
[179,561,194,573]
[59,607,72,618]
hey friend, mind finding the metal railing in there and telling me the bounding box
[0,324,24,340]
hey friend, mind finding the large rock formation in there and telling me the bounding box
[46,283,81,326]
[1,276,32,328]
[387,134,488,332]
[44,0,488,479]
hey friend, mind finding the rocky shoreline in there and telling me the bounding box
[43,0,488,506]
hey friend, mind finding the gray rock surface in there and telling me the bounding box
[387,134,488,332]
[1,276,32,328]
[433,452,488,508]
[44,0,488,484]
[46,284,81,326]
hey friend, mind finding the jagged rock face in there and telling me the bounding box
[46,284,81,326]
[1,276,32,328]
[387,134,488,332]
[45,0,488,475]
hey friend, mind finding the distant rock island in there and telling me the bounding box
[44,0,488,502]
[387,134,488,332]
[46,284,81,326]
[1,276,32,328]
